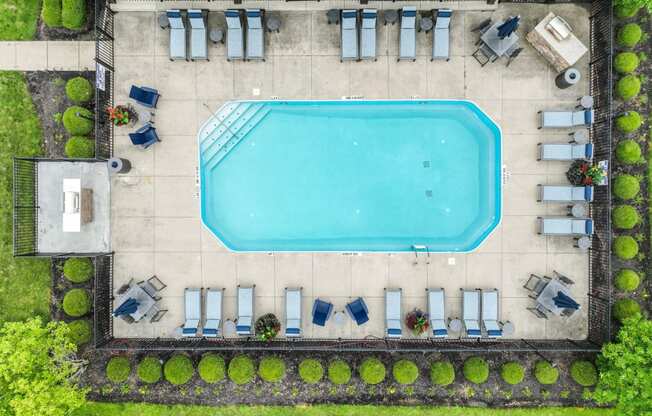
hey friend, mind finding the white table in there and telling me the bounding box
[223,319,236,336]
[481,21,520,58]
[448,318,463,333]
[115,284,157,322]
[535,279,579,316]
[526,12,587,72]
[62,178,81,232]
[570,203,587,218]
[502,321,515,336]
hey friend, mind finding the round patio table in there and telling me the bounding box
[333,311,346,327]
[501,321,515,336]
[138,109,152,125]
[570,203,587,218]
[575,236,591,251]
[384,10,399,26]
[570,129,589,144]
[266,16,281,33]
[419,17,433,33]
[578,95,594,109]
[209,28,224,44]
[327,9,340,25]
[158,14,169,29]
[448,318,463,333]
[223,319,236,337]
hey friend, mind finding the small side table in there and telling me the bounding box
[209,28,224,44]
[569,129,589,144]
[158,14,169,30]
[575,236,591,251]
[266,16,281,33]
[327,9,340,25]
[569,203,587,218]
[448,318,463,333]
[108,157,131,174]
[578,95,594,109]
[223,319,236,337]
[501,321,515,337]
[333,311,346,327]
[384,10,399,26]
[419,17,433,33]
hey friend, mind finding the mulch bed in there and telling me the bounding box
[50,257,94,323]
[36,0,95,41]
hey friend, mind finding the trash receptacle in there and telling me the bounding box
[555,68,581,89]
[108,157,131,174]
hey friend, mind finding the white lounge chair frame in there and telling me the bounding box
[341,9,358,61]
[398,7,417,61]
[188,9,208,61]
[537,217,594,236]
[167,10,187,61]
[537,143,593,161]
[537,184,594,202]
[285,287,302,337]
[237,285,255,335]
[360,9,377,61]
[432,9,452,61]
[204,288,223,337]
[225,9,244,61]
[462,289,481,337]
[539,109,594,128]
[384,288,402,338]
[427,288,448,337]
[246,9,265,61]
[481,289,502,338]
[182,288,201,337]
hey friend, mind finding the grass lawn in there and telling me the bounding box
[0,71,50,323]
[0,0,41,40]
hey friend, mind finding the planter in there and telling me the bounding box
[108,104,138,127]
[254,313,281,341]
[405,309,429,336]
[566,160,604,186]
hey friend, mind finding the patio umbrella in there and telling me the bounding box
[113,297,139,316]
[497,16,520,39]
[552,291,580,310]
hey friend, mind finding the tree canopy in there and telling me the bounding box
[614,0,652,13]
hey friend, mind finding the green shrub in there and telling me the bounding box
[613,298,641,322]
[359,358,386,385]
[615,4,640,18]
[62,257,93,283]
[614,236,639,260]
[392,360,419,385]
[198,354,225,384]
[42,0,62,28]
[106,356,130,383]
[164,355,194,385]
[615,269,640,292]
[258,356,285,383]
[430,361,455,386]
[500,362,525,385]
[65,77,92,103]
[463,357,489,384]
[137,356,162,384]
[617,23,642,48]
[616,139,642,164]
[228,355,255,385]
[570,360,598,387]
[533,361,559,385]
[62,288,90,317]
[616,111,642,133]
[614,52,640,74]
[66,319,91,345]
[63,106,93,135]
[328,360,351,385]
[299,359,323,384]
[613,174,640,200]
[65,136,94,158]
[616,75,641,101]
[613,205,640,229]
[61,0,86,30]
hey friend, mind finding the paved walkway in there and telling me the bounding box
[0,41,95,71]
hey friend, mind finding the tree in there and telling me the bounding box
[0,318,87,416]
[594,315,652,415]
[614,0,652,13]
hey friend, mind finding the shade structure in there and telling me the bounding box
[113,297,140,316]
[497,16,520,39]
[552,291,580,310]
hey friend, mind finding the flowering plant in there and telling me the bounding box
[107,105,135,126]
[255,313,281,342]
[567,160,605,186]
[405,309,429,336]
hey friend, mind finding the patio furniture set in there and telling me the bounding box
[524,271,581,319]
[113,276,168,324]
[127,85,161,149]
[472,16,523,67]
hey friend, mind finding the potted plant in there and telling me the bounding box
[405,309,429,336]
[107,104,137,126]
[255,313,281,342]
[566,160,605,186]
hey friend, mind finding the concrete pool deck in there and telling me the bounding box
[110,3,591,340]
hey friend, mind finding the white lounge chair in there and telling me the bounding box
[432,9,452,61]
[225,9,244,61]
[462,289,481,337]
[341,10,358,61]
[537,217,594,236]
[203,288,223,337]
[537,185,594,202]
[182,288,201,337]
[538,143,593,161]
[481,289,502,338]
[427,288,448,337]
[236,285,255,335]
[285,287,302,337]
[188,9,207,61]
[246,9,265,61]
[360,9,377,61]
[539,109,594,128]
[398,7,417,62]
[385,288,402,338]
[167,10,186,61]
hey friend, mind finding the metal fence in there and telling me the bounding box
[94,254,114,347]
[13,158,38,257]
[95,1,115,160]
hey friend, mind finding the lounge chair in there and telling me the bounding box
[346,297,369,326]
[384,288,402,338]
[182,288,201,337]
[537,217,594,236]
[537,184,594,202]
[225,9,244,61]
[236,285,255,335]
[285,287,302,337]
[539,109,594,128]
[139,275,166,301]
[360,9,377,61]
[432,9,452,61]
[188,9,208,61]
[398,6,417,62]
[129,86,160,108]
[129,123,160,149]
[341,10,358,62]
[481,289,502,338]
[537,143,593,161]
[462,289,481,337]
[246,9,265,61]
[523,274,550,297]
[312,299,333,326]
[427,288,448,337]
[167,10,186,61]
[528,304,549,319]
[204,288,223,337]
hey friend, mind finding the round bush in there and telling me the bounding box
[614,52,640,74]
[258,356,285,383]
[63,106,93,135]
[533,361,559,385]
[228,355,255,385]
[328,360,351,385]
[614,236,639,260]
[63,257,93,283]
[613,298,641,322]
[616,75,641,101]
[42,0,62,27]
[65,77,93,103]
[67,319,91,345]
[106,356,130,383]
[137,356,162,384]
[463,357,489,384]
[570,360,598,387]
[198,354,225,384]
[616,139,642,164]
[359,358,386,385]
[430,361,455,386]
[62,0,87,30]
[65,136,94,158]
[299,359,324,384]
[616,111,642,133]
[615,269,640,292]
[393,360,419,385]
[615,4,640,18]
[613,174,640,200]
[613,205,640,229]
[500,362,525,385]
[164,355,194,385]
[617,23,642,48]
[62,288,91,317]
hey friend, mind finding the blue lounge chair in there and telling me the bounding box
[399,7,417,62]
[236,285,255,335]
[167,10,186,61]
[481,289,502,338]
[346,297,369,326]
[360,9,377,61]
[312,299,333,326]
[129,123,160,149]
[188,9,208,61]
[246,9,265,61]
[537,185,594,203]
[462,289,481,337]
[385,288,402,338]
[129,86,160,108]
[537,143,593,161]
[341,10,358,62]
[203,288,223,337]
[427,288,448,337]
[225,9,244,61]
[539,109,594,128]
[285,287,302,337]
[537,217,594,236]
[182,288,201,337]
[432,9,452,61]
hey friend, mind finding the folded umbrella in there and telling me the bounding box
[553,291,580,310]
[113,297,138,316]
[497,16,520,39]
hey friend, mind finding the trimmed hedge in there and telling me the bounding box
[359,358,386,385]
[393,360,419,385]
[63,106,93,135]
[299,359,323,384]
[614,52,640,74]
[328,360,351,385]
[65,136,94,158]
[616,111,642,133]
[570,360,598,387]
[430,361,455,386]
[62,288,91,317]
[258,356,285,383]
[533,361,559,385]
[613,174,640,200]
[137,356,162,384]
[65,77,93,103]
[500,362,525,385]
[613,298,641,322]
[616,139,642,164]
[198,354,225,384]
[63,257,93,283]
[67,319,91,345]
[615,4,640,18]
[164,355,194,385]
[228,355,255,385]
[463,357,489,384]
[615,269,640,292]
[62,0,86,30]
[616,75,641,101]
[106,356,130,383]
[617,23,642,48]
[614,236,639,260]
[42,0,62,27]
[613,205,640,229]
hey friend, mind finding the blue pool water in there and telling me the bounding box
[198,100,501,252]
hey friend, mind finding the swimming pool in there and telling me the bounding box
[198,100,501,252]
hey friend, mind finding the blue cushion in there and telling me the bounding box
[487,329,502,337]
[388,328,402,335]
[236,325,250,333]
[247,11,262,18]
[585,143,594,159]
[433,329,448,336]
[584,110,594,125]
[167,11,181,18]
[438,11,452,18]
[312,300,332,326]
[467,329,481,336]
[584,186,593,202]
[362,12,376,19]
[188,12,203,19]
[129,86,159,108]
[286,328,301,334]
[182,327,196,334]
[342,11,357,19]
[225,10,240,18]
[585,219,593,235]
[203,328,217,335]
[403,10,417,17]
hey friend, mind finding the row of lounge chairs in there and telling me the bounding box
[167,10,208,61]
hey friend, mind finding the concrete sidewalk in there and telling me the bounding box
[0,41,95,71]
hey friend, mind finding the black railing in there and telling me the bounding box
[95,0,115,161]
[94,254,114,348]
[13,158,38,257]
